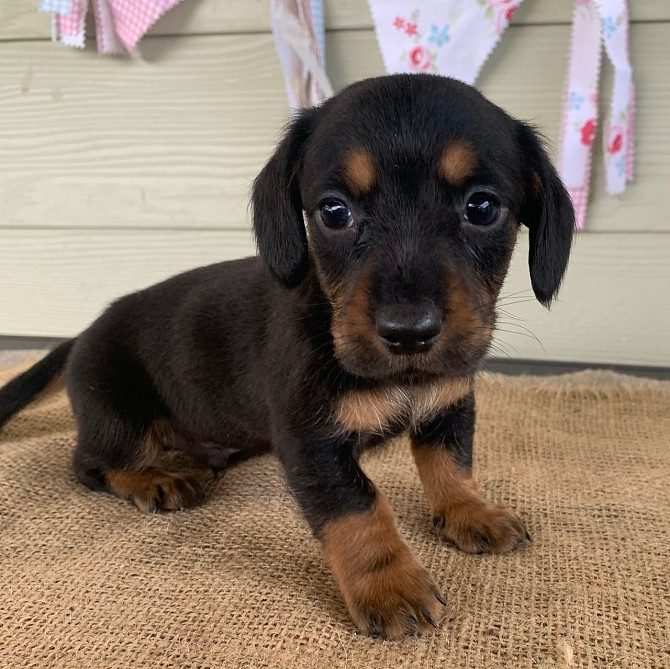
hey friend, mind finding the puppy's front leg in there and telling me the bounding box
[279,433,445,639]
[411,392,532,554]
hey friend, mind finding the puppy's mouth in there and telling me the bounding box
[331,330,488,382]
[385,366,446,386]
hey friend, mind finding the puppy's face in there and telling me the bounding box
[254,75,574,382]
[300,85,523,380]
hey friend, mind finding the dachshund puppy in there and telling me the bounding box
[0,74,573,639]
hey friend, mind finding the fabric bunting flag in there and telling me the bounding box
[559,0,634,229]
[40,0,185,56]
[270,0,333,110]
[366,0,524,84]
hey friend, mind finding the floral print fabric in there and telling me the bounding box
[560,0,634,228]
[367,0,524,81]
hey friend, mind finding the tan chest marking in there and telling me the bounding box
[335,377,470,434]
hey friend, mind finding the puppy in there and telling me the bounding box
[0,74,573,639]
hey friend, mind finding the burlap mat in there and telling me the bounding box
[0,357,668,668]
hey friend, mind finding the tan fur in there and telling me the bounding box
[437,141,478,186]
[342,147,376,195]
[323,496,443,638]
[412,447,479,511]
[335,376,470,434]
[411,447,529,554]
[133,419,171,470]
[445,273,482,339]
[105,467,202,513]
[331,268,381,358]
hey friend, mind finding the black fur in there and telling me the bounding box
[252,110,315,287]
[411,392,475,470]
[516,123,575,305]
[0,74,574,636]
[0,339,74,427]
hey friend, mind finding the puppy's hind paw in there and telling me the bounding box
[105,467,204,513]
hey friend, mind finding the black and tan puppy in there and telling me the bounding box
[0,74,573,639]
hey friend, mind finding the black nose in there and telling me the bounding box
[375,303,442,355]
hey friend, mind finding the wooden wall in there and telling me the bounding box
[1,0,669,365]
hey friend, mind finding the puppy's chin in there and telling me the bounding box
[332,337,487,384]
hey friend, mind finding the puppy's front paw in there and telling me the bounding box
[434,502,531,554]
[323,501,446,639]
[344,549,445,639]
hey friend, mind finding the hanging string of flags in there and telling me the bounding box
[37,0,634,228]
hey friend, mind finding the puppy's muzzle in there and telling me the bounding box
[375,302,442,355]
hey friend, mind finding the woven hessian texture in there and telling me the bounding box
[0,360,668,668]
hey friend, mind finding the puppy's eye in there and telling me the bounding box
[464,192,500,226]
[318,200,353,230]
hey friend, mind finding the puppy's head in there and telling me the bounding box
[253,74,574,381]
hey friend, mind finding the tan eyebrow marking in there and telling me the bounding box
[437,140,478,186]
[342,147,377,195]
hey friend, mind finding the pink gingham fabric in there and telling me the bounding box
[41,0,185,55]
[53,0,87,48]
[56,1,84,35]
[91,0,124,54]
[109,0,182,53]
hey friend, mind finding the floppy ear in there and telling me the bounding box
[516,122,575,307]
[252,110,315,287]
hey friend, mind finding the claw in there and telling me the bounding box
[435,592,447,606]
[367,613,382,638]
[474,534,491,553]
[425,614,439,629]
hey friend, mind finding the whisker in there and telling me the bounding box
[498,289,535,300]
[494,326,546,352]
[496,308,527,323]
[489,337,521,358]
[496,320,546,344]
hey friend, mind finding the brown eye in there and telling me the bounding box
[319,200,353,230]
[465,192,500,226]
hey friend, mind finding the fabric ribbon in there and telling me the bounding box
[559,0,634,229]
[48,0,87,49]
[270,0,332,110]
[366,0,523,84]
[40,0,185,55]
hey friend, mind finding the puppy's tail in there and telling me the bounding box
[0,339,75,428]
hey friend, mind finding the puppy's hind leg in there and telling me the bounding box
[68,349,203,514]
